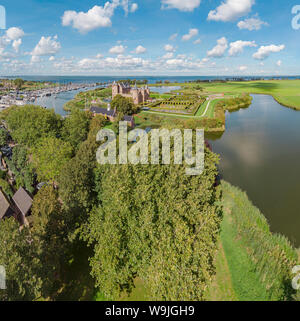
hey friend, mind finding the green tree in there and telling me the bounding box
[0,128,7,146]
[61,109,91,150]
[6,145,35,193]
[14,78,25,90]
[83,146,222,300]
[5,105,62,147]
[32,137,73,182]
[111,94,136,115]
[0,218,43,301]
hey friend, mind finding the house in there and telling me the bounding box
[112,82,150,105]
[0,190,14,220]
[90,106,135,128]
[12,187,33,222]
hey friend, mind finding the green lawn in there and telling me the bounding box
[192,80,300,110]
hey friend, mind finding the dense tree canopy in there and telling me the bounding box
[14,78,25,90]
[61,109,91,150]
[111,94,136,115]
[5,105,62,147]
[32,137,73,182]
[83,146,222,300]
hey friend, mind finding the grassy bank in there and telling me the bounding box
[207,181,298,301]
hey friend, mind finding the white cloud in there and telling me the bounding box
[6,27,25,41]
[193,38,201,45]
[134,45,147,54]
[182,28,198,41]
[164,44,175,52]
[49,56,55,61]
[208,0,254,22]
[162,52,174,59]
[228,40,256,56]
[237,17,268,31]
[31,55,41,63]
[169,33,178,41]
[239,65,248,71]
[96,53,103,58]
[161,0,201,12]
[130,3,138,13]
[31,36,61,57]
[207,37,228,58]
[253,44,285,60]
[109,45,126,54]
[276,60,282,67]
[62,0,136,34]
[12,39,22,53]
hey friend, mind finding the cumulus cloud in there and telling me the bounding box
[6,27,25,41]
[208,0,254,22]
[276,60,282,67]
[237,17,268,31]
[130,3,138,13]
[109,45,126,54]
[161,0,201,12]
[49,56,55,61]
[62,0,136,34]
[228,40,257,56]
[164,44,175,52]
[31,36,61,57]
[162,52,174,59]
[182,28,198,41]
[12,39,22,53]
[134,45,147,54]
[253,44,285,60]
[193,38,201,45]
[207,37,228,58]
[96,53,103,58]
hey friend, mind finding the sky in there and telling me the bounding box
[0,0,299,76]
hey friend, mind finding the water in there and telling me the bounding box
[34,85,177,116]
[209,94,300,246]
[4,75,300,84]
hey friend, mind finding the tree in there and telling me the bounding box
[0,218,43,301]
[0,128,7,147]
[14,78,25,90]
[32,137,73,182]
[61,109,91,150]
[6,145,35,193]
[31,185,67,298]
[111,94,136,115]
[5,105,62,147]
[83,146,222,300]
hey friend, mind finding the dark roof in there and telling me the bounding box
[90,106,116,117]
[0,190,11,219]
[123,115,134,122]
[12,187,33,216]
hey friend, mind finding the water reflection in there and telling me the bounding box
[210,94,300,246]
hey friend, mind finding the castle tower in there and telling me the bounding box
[112,81,119,99]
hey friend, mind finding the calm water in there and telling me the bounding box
[35,86,177,116]
[209,94,300,246]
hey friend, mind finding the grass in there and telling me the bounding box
[189,80,300,110]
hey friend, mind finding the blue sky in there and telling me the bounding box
[0,0,299,75]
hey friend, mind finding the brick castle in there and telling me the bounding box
[112,81,150,105]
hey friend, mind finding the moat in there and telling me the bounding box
[209,94,300,246]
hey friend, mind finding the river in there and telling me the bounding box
[208,94,300,246]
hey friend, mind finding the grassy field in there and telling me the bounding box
[188,80,300,110]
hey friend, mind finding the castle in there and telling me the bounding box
[112,81,150,105]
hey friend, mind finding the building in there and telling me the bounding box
[0,190,14,220]
[112,81,150,105]
[90,106,135,128]
[12,187,33,225]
